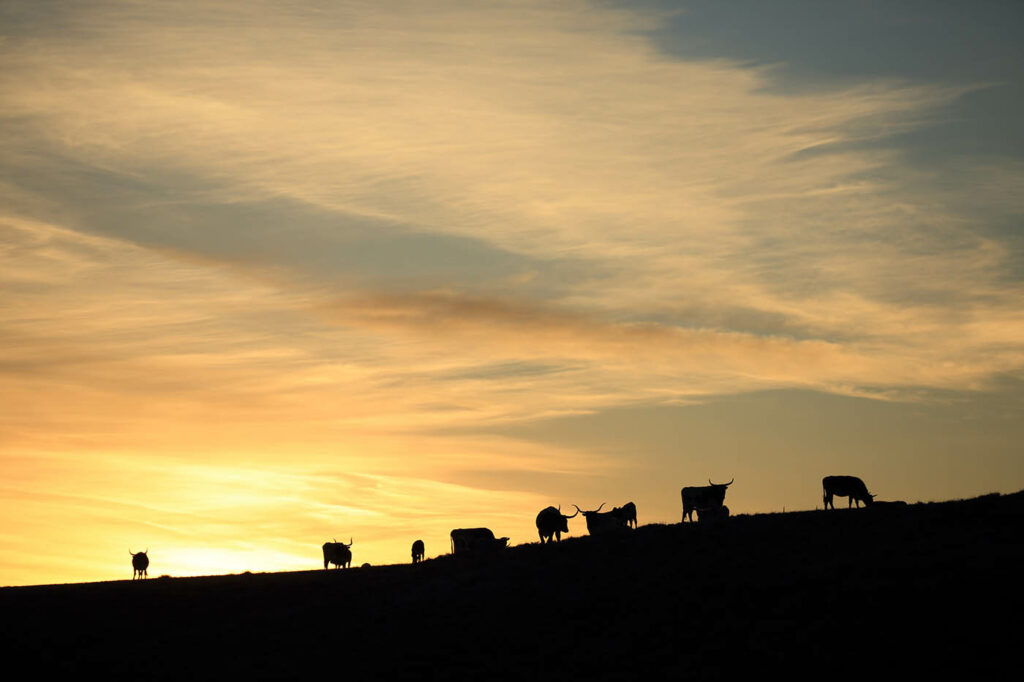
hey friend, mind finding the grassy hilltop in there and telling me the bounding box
[2,491,1021,679]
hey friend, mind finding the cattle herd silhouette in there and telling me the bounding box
[129,475,881,578]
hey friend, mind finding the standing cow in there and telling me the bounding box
[412,539,425,563]
[823,475,875,509]
[611,501,637,529]
[680,478,734,522]
[535,505,579,543]
[322,538,353,569]
[129,549,149,580]
[573,503,629,535]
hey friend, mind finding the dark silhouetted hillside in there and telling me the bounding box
[2,491,1021,680]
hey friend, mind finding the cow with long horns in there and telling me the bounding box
[573,503,629,536]
[535,505,579,543]
[611,501,637,529]
[450,528,509,556]
[823,475,875,509]
[322,538,353,569]
[681,478,734,522]
[411,539,425,563]
[129,549,149,580]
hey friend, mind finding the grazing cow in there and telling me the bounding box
[573,504,629,536]
[535,505,579,544]
[697,505,730,523]
[681,478,734,522]
[129,549,149,580]
[322,538,353,569]
[450,528,509,556]
[611,501,637,529]
[823,476,875,509]
[412,539,425,563]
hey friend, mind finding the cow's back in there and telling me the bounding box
[451,528,495,555]
[823,475,865,495]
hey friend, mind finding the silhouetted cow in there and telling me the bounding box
[412,539,425,563]
[681,479,733,522]
[535,505,579,543]
[697,505,730,523]
[573,503,629,536]
[611,501,637,529]
[129,549,149,580]
[450,528,509,556]
[322,538,353,569]
[823,476,875,509]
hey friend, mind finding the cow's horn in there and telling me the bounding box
[572,504,584,515]
[595,502,605,513]
[564,506,579,519]
[709,478,734,487]
[346,538,353,547]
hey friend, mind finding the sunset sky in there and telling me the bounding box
[2,0,1023,586]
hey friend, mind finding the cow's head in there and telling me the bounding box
[708,478,734,502]
[557,505,579,532]
[572,503,605,518]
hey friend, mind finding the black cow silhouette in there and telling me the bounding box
[322,538,353,569]
[535,505,579,543]
[823,476,875,509]
[450,528,509,556]
[611,501,637,529]
[681,479,733,522]
[129,549,149,580]
[573,503,629,535]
